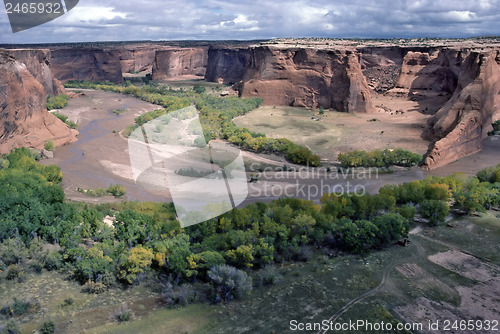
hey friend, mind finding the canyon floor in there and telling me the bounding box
[24,80,500,333]
[43,86,500,206]
[234,92,434,160]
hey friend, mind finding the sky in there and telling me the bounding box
[1,0,499,43]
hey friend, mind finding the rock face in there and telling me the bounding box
[152,48,208,80]
[115,45,158,74]
[394,48,463,100]
[2,41,498,168]
[4,49,66,96]
[205,47,252,84]
[423,50,500,169]
[0,50,77,153]
[50,47,124,83]
[359,46,404,93]
[206,46,375,112]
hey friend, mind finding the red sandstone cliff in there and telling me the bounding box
[0,50,77,153]
[50,47,124,83]
[115,45,158,74]
[206,46,375,112]
[4,49,66,96]
[152,48,208,80]
[423,50,500,169]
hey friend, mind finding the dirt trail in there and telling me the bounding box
[317,238,426,334]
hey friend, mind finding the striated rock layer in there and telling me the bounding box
[2,40,498,168]
[50,47,124,83]
[206,46,375,113]
[0,50,77,153]
[152,47,208,80]
[422,50,500,169]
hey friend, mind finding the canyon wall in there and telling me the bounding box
[114,45,158,74]
[206,46,375,112]
[50,47,124,83]
[1,41,498,168]
[152,47,208,80]
[422,50,500,169]
[0,49,77,153]
[4,49,65,96]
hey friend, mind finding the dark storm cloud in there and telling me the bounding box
[1,0,499,43]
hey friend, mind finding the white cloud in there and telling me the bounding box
[0,0,499,43]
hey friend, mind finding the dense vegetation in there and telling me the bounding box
[337,149,422,168]
[1,149,499,304]
[64,81,321,166]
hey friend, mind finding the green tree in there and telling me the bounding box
[418,200,449,225]
[208,265,252,302]
[118,246,153,284]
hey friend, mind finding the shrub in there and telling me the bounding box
[256,266,283,286]
[6,264,21,280]
[418,200,449,225]
[162,285,198,307]
[0,158,9,170]
[39,320,55,334]
[112,304,133,323]
[46,94,69,110]
[0,298,40,317]
[82,280,107,294]
[338,149,422,168]
[44,251,63,271]
[487,120,500,136]
[208,265,252,302]
[61,297,74,307]
[44,140,55,152]
[107,184,126,198]
[0,320,21,334]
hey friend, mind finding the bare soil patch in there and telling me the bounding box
[234,93,432,161]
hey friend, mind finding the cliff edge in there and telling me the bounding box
[0,50,77,153]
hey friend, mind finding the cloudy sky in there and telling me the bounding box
[1,0,499,43]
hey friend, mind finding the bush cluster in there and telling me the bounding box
[46,94,69,110]
[338,149,422,168]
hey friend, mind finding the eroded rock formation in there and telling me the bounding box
[50,47,124,83]
[1,40,498,168]
[207,46,375,112]
[0,50,77,153]
[115,45,158,74]
[152,47,208,80]
[4,49,65,96]
[423,50,500,169]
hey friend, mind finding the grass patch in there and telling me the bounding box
[88,304,220,334]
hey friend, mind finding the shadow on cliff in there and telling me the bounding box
[408,53,459,116]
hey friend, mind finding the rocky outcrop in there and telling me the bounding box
[359,46,404,93]
[0,50,77,153]
[50,47,123,83]
[152,47,208,80]
[423,50,500,169]
[394,48,463,100]
[4,49,65,96]
[115,46,158,74]
[205,48,252,84]
[114,45,159,74]
[207,46,375,112]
